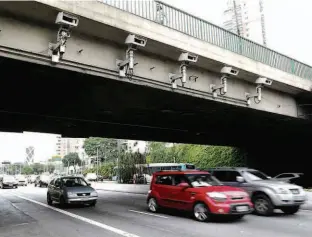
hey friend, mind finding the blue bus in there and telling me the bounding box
[144,163,196,175]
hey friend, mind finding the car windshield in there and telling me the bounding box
[62,177,88,187]
[186,173,222,187]
[243,170,270,181]
[4,176,15,182]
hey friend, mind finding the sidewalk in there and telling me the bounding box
[92,181,149,194]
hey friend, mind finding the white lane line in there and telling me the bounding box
[128,210,168,219]
[15,195,140,237]
[301,209,312,213]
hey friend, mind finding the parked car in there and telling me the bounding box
[97,175,104,182]
[208,167,307,216]
[34,174,50,187]
[28,175,38,184]
[147,170,253,222]
[47,176,98,207]
[85,173,97,182]
[15,175,28,186]
[0,175,18,189]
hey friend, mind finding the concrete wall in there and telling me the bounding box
[0,11,298,117]
[34,0,312,93]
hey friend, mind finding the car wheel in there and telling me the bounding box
[193,203,210,222]
[34,183,37,187]
[59,196,66,208]
[147,197,159,213]
[253,194,274,216]
[47,193,53,205]
[280,206,300,215]
[39,182,42,188]
[90,200,97,207]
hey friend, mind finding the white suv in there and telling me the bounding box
[209,168,307,216]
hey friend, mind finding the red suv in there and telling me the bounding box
[147,170,253,221]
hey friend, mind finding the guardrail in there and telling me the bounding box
[100,0,312,80]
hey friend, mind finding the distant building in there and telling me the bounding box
[25,146,35,164]
[60,138,87,160]
[54,135,62,157]
[223,0,267,46]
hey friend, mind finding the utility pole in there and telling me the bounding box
[96,147,99,176]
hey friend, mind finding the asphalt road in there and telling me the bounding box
[1,185,312,237]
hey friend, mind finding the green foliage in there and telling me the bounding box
[83,163,115,179]
[99,162,115,179]
[147,142,246,169]
[62,152,81,173]
[84,137,119,163]
[118,152,146,183]
[30,163,44,174]
[22,166,33,175]
[46,164,56,174]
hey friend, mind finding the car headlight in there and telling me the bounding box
[275,188,289,194]
[207,192,227,201]
[91,191,98,197]
[67,192,76,197]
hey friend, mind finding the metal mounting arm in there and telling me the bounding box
[210,75,228,98]
[169,63,188,89]
[245,85,262,106]
[117,46,137,79]
[49,26,71,64]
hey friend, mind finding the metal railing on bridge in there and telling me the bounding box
[99,0,312,80]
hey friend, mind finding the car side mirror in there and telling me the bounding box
[87,183,91,186]
[236,176,245,183]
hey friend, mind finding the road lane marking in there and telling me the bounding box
[301,209,312,213]
[15,195,140,237]
[128,210,168,219]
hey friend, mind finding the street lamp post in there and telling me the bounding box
[96,147,99,176]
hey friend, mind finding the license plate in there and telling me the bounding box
[236,206,248,212]
[294,196,304,201]
[9,184,13,187]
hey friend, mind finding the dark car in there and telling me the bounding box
[47,176,98,207]
[0,175,18,189]
[34,175,50,187]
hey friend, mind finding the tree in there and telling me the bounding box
[31,163,44,174]
[84,137,119,164]
[146,142,246,169]
[22,166,33,175]
[46,164,56,174]
[62,152,81,173]
[117,152,147,183]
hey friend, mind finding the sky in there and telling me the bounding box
[0,132,59,164]
[1,0,312,163]
[162,0,312,64]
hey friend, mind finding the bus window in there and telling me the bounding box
[185,164,195,170]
